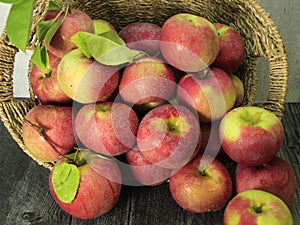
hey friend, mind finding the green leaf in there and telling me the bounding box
[48,0,61,10]
[51,162,80,204]
[6,0,36,52]
[71,32,93,58]
[99,30,126,46]
[0,0,23,3]
[32,12,65,70]
[42,18,64,47]
[31,44,49,70]
[86,33,147,66]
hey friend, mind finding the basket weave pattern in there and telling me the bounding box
[0,0,288,169]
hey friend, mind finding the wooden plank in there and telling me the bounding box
[3,160,72,225]
[279,103,300,220]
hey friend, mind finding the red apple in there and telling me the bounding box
[93,19,116,35]
[22,105,76,162]
[235,156,297,205]
[75,102,139,156]
[230,74,244,107]
[219,106,284,166]
[119,22,161,56]
[212,23,245,74]
[223,190,293,225]
[124,146,171,186]
[29,52,72,104]
[199,121,225,159]
[177,67,236,122]
[160,13,219,72]
[169,155,233,213]
[44,8,94,58]
[137,104,201,170]
[49,151,122,219]
[118,57,176,110]
[57,49,120,104]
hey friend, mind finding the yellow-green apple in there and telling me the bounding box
[160,13,219,72]
[124,146,171,186]
[219,106,284,166]
[119,22,161,56]
[223,189,293,225]
[235,156,297,205]
[49,151,122,219]
[118,57,176,110]
[212,23,245,74]
[93,19,116,35]
[29,52,72,104]
[136,104,201,170]
[57,49,120,104]
[177,67,236,122]
[22,105,76,162]
[44,8,94,58]
[75,102,139,156]
[230,74,244,107]
[169,155,233,213]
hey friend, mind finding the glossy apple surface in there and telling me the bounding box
[22,105,76,162]
[160,13,219,72]
[223,190,293,225]
[178,67,236,122]
[212,23,245,74]
[219,106,284,166]
[124,147,171,186]
[29,52,72,104]
[44,8,94,58]
[119,22,161,56]
[49,154,122,219]
[137,104,201,170]
[57,49,120,104]
[235,156,297,205]
[169,155,232,213]
[75,102,139,156]
[119,57,176,110]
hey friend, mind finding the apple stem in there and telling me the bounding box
[197,163,208,177]
[24,119,75,164]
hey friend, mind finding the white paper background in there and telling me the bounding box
[1,2,31,98]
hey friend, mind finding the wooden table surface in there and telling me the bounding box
[1,103,299,225]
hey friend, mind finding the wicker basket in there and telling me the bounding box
[0,0,288,169]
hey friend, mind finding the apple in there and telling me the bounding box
[119,22,161,56]
[75,101,139,156]
[136,104,201,170]
[230,74,244,107]
[29,52,72,104]
[223,189,293,225]
[169,155,233,213]
[49,151,122,219]
[93,19,116,35]
[22,105,76,162]
[212,23,245,74]
[124,146,171,186]
[219,106,284,166]
[199,121,225,159]
[177,67,236,122]
[118,57,176,110]
[57,49,120,104]
[235,156,297,205]
[160,13,219,72]
[44,8,94,58]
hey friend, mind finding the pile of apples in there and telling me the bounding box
[21,6,296,225]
